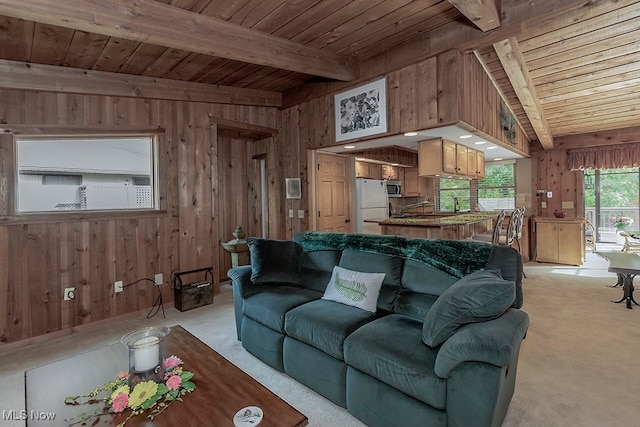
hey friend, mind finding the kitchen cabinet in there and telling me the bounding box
[475,151,486,179]
[455,144,468,176]
[381,165,398,180]
[534,218,585,265]
[355,161,382,179]
[442,139,457,174]
[402,167,429,197]
[418,138,484,179]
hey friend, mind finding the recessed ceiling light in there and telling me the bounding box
[404,132,418,137]
[459,135,473,139]
[486,146,498,150]
[474,141,487,145]
[344,145,356,149]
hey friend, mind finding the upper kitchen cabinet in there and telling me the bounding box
[418,138,484,179]
[355,161,382,179]
[402,167,431,197]
[475,151,486,179]
[381,165,399,180]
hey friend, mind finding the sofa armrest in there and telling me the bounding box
[228,265,258,298]
[433,308,529,379]
[228,265,260,341]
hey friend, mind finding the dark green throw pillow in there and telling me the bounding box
[422,269,515,347]
[247,238,303,285]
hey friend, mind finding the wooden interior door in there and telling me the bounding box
[316,152,352,232]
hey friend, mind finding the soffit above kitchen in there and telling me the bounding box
[322,124,522,162]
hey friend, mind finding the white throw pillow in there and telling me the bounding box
[322,266,385,313]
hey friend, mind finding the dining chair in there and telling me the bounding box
[620,231,640,253]
[470,209,506,244]
[585,221,596,252]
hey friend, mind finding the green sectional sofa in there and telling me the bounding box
[229,232,529,427]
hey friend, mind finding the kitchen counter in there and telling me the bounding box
[378,212,498,240]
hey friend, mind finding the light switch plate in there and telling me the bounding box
[541,201,547,208]
[298,210,304,218]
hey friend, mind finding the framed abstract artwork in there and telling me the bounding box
[285,178,301,199]
[334,78,387,142]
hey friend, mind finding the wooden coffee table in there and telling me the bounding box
[25,325,308,426]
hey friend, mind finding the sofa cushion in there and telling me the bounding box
[486,245,524,308]
[300,250,343,292]
[339,249,403,312]
[285,299,378,360]
[393,259,459,319]
[422,270,516,347]
[344,314,446,410]
[247,238,303,285]
[242,286,321,333]
[322,266,385,313]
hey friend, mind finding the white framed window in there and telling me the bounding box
[16,135,158,213]
[436,161,516,212]
[477,162,516,211]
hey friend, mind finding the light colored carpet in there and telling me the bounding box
[0,250,637,426]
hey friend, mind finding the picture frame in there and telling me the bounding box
[334,78,387,142]
[285,178,301,199]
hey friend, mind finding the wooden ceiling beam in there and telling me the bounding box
[0,0,359,82]
[493,37,554,149]
[446,0,500,32]
[0,59,282,107]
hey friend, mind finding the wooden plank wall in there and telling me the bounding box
[529,129,640,219]
[462,53,530,155]
[531,147,583,218]
[0,89,278,345]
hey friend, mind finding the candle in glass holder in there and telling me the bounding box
[121,327,170,387]
[133,336,160,372]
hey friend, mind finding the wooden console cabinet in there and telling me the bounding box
[534,218,585,266]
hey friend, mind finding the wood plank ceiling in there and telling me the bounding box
[0,0,639,150]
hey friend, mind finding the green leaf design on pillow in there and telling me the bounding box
[334,272,367,302]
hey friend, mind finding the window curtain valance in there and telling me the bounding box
[567,143,640,171]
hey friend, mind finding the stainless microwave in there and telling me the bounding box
[386,180,402,197]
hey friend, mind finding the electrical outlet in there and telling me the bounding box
[289,209,294,218]
[114,280,124,293]
[154,273,163,286]
[64,287,75,301]
[547,191,553,198]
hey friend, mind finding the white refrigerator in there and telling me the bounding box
[356,178,389,234]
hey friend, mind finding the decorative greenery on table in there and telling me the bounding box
[65,355,195,426]
[610,215,633,231]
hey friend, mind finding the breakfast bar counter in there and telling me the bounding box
[378,212,497,240]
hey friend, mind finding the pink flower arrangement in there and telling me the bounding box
[65,355,195,426]
[610,215,633,231]
[166,374,182,390]
[111,392,129,413]
[163,355,183,370]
